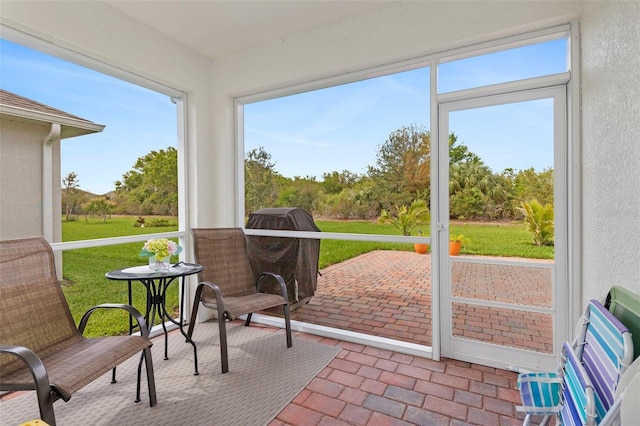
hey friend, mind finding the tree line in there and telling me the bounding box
[62,125,553,226]
[62,147,178,220]
[246,124,553,222]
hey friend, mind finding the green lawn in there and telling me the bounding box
[62,216,552,336]
[315,220,553,268]
[62,217,180,337]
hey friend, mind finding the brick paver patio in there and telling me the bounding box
[287,250,555,353]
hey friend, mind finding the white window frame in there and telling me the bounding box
[235,23,581,359]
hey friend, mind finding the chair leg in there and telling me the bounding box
[245,312,253,326]
[218,316,229,374]
[186,285,205,375]
[202,282,229,374]
[188,282,229,374]
[283,303,292,348]
[186,284,204,339]
[37,389,56,426]
[143,346,157,407]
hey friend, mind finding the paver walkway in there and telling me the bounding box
[288,250,555,353]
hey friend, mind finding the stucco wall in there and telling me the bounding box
[580,1,640,304]
[0,119,50,239]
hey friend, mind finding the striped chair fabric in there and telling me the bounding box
[579,300,633,423]
[561,342,596,426]
[517,372,562,415]
[518,299,634,426]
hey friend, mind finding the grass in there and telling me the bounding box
[62,216,180,337]
[315,220,553,268]
[62,215,553,336]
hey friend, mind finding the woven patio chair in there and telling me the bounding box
[187,228,292,374]
[0,237,157,426]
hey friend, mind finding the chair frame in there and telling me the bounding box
[187,228,293,374]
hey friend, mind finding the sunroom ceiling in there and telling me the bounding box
[105,1,395,59]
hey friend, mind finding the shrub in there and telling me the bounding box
[147,218,172,227]
[518,199,554,247]
[378,199,430,236]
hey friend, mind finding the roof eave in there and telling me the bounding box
[0,105,105,139]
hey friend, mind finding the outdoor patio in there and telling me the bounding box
[270,326,526,425]
[283,250,554,353]
[0,250,554,425]
[1,320,527,425]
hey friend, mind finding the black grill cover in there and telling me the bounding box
[246,208,320,305]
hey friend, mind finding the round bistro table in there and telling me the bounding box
[106,262,203,377]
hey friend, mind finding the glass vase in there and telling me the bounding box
[149,255,171,271]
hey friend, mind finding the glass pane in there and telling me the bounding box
[449,99,554,175]
[452,301,554,353]
[438,38,568,93]
[1,39,178,236]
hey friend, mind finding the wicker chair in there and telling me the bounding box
[0,237,157,426]
[187,228,292,374]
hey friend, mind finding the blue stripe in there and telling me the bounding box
[517,373,561,410]
[564,357,588,423]
[530,382,543,407]
[562,387,582,426]
[541,381,559,407]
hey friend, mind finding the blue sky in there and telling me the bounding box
[1,37,565,194]
[245,39,565,179]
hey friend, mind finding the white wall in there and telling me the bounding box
[580,1,640,304]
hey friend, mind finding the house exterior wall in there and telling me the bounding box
[0,117,63,277]
[0,118,61,241]
[580,1,640,304]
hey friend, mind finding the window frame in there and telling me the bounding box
[235,23,581,357]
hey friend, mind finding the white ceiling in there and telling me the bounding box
[105,1,395,59]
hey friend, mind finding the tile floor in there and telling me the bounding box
[254,324,528,426]
[259,250,556,424]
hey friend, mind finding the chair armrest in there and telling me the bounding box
[256,272,289,302]
[0,344,69,401]
[197,281,226,313]
[78,303,150,339]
